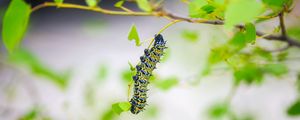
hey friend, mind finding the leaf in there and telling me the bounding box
[287,26,300,41]
[114,1,124,8]
[208,102,229,119]
[225,0,263,29]
[229,31,247,51]
[136,0,152,12]
[201,4,216,14]
[19,108,38,120]
[121,69,133,83]
[234,63,263,85]
[2,0,31,53]
[112,102,131,115]
[97,64,108,80]
[154,77,179,91]
[54,0,63,4]
[297,73,300,92]
[277,51,288,61]
[188,0,208,18]
[262,0,293,12]
[128,24,141,46]
[263,63,288,76]
[287,99,300,116]
[244,23,256,43]
[85,0,98,7]
[101,109,116,120]
[181,30,199,42]
[9,49,70,89]
[208,46,231,64]
[254,47,273,61]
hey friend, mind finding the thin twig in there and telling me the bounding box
[279,12,287,38]
[30,2,300,48]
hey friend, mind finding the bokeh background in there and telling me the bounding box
[1,0,300,120]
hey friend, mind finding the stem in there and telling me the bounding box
[30,2,300,48]
[147,20,182,49]
[279,12,287,38]
[32,2,153,16]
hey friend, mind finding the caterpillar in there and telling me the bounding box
[129,34,167,114]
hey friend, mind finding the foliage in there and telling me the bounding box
[111,102,131,115]
[128,24,141,46]
[2,0,31,53]
[9,49,70,88]
[1,0,300,119]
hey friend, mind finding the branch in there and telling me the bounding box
[279,12,287,38]
[31,2,300,48]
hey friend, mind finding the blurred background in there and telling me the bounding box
[1,0,300,120]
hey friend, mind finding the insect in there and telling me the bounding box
[129,34,167,114]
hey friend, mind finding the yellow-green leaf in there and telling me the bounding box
[225,0,263,29]
[9,49,70,89]
[245,23,256,43]
[2,0,31,53]
[136,0,152,12]
[114,1,124,8]
[128,24,141,46]
[85,0,98,7]
[112,102,131,115]
[154,77,179,91]
[54,0,63,4]
[181,30,199,42]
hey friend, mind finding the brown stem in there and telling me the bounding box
[31,2,300,48]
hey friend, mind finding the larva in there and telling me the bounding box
[129,34,167,114]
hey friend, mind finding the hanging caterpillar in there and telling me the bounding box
[129,34,167,114]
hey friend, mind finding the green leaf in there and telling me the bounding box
[254,47,273,61]
[208,46,231,64]
[277,51,288,61]
[234,63,263,85]
[287,26,300,41]
[85,0,98,7]
[97,64,108,80]
[181,30,199,42]
[229,31,247,50]
[262,0,292,12]
[208,102,229,119]
[19,109,38,120]
[263,63,288,76]
[121,69,133,83]
[188,0,208,18]
[244,23,256,43]
[100,109,116,120]
[225,0,263,29]
[114,1,124,8]
[154,77,179,91]
[136,0,152,12]
[2,0,31,53]
[128,24,141,46]
[112,102,131,115]
[201,4,216,14]
[54,0,63,4]
[297,73,300,92]
[9,49,70,88]
[287,99,300,116]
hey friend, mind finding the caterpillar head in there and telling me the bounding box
[154,34,166,46]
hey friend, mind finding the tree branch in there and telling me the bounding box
[31,2,300,48]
